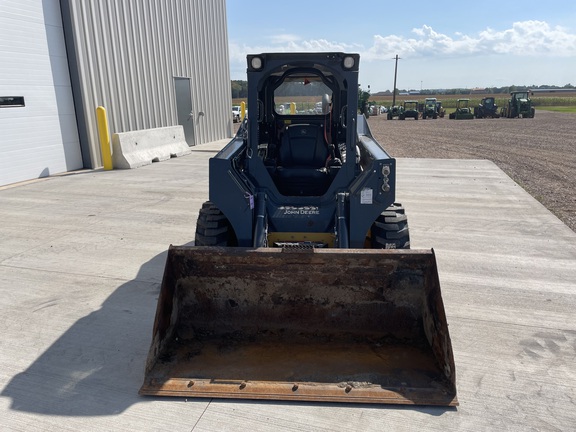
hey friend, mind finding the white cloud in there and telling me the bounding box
[228,36,361,63]
[481,21,576,56]
[365,20,576,60]
[270,34,301,45]
[228,20,576,86]
[230,20,576,64]
[228,37,362,78]
[228,38,357,69]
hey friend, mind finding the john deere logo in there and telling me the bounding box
[276,206,320,216]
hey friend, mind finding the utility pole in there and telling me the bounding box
[392,54,401,107]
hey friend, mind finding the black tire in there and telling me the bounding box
[195,201,237,246]
[370,203,410,249]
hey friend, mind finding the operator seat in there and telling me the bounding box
[275,124,330,196]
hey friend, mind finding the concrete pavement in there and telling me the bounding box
[1,141,575,431]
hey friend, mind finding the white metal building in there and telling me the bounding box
[0,0,232,187]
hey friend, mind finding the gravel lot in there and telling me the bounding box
[367,110,576,232]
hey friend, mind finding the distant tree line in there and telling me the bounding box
[231,80,248,99]
[232,80,330,98]
[373,83,575,96]
[233,80,574,99]
[358,86,371,114]
[275,81,328,97]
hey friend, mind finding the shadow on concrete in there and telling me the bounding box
[1,249,176,416]
[2,242,455,416]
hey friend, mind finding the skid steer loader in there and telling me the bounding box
[140,53,457,406]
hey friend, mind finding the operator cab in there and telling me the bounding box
[251,65,349,196]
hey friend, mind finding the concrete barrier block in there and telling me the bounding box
[112,126,191,169]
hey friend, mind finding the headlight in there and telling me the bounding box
[343,56,355,69]
[250,56,263,70]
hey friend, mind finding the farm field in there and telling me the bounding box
[231,109,575,232]
[369,91,576,111]
[233,91,576,113]
[367,110,576,232]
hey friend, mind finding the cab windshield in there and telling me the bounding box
[274,75,332,115]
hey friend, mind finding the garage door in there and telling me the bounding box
[0,0,82,187]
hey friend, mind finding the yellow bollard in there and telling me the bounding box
[240,101,246,121]
[96,106,113,170]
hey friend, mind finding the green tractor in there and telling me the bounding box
[449,98,474,120]
[400,100,419,120]
[422,97,438,119]
[474,97,500,118]
[500,91,535,118]
[387,105,404,120]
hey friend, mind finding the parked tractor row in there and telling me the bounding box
[464,92,535,119]
[386,98,445,120]
[382,91,535,121]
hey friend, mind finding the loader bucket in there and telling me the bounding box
[140,246,457,406]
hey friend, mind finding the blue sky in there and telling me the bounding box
[226,1,576,92]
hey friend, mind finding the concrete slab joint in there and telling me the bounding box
[112,126,191,169]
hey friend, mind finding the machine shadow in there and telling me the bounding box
[1,249,176,416]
